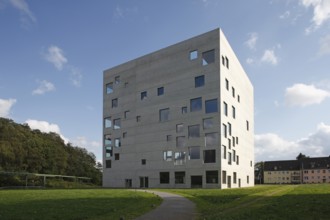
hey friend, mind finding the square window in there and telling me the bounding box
[205,99,218,113]
[176,124,184,133]
[195,75,205,88]
[188,125,200,138]
[160,172,170,184]
[166,135,172,141]
[188,146,200,159]
[206,171,218,184]
[106,83,113,94]
[190,97,202,112]
[175,171,185,184]
[112,98,118,108]
[105,160,111,168]
[204,150,216,163]
[225,79,229,90]
[115,138,121,148]
[104,117,112,128]
[163,151,173,161]
[124,111,130,119]
[136,116,141,122]
[115,153,119,160]
[159,108,170,122]
[176,136,185,148]
[174,152,186,165]
[205,133,219,147]
[142,159,146,165]
[115,76,120,84]
[141,91,147,100]
[158,87,164,96]
[113,118,121,129]
[105,146,112,158]
[104,134,111,146]
[202,49,215,66]
[203,118,213,129]
[190,50,198,60]
[223,102,228,116]
[182,106,187,114]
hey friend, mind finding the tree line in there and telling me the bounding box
[0,117,101,186]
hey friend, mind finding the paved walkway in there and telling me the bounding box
[134,190,197,220]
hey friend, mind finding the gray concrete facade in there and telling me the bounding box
[103,28,254,189]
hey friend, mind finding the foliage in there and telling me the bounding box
[0,189,161,220]
[162,184,330,220]
[0,117,101,186]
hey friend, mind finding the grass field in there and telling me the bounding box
[163,184,330,220]
[0,189,161,220]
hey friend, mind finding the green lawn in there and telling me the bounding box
[0,189,162,220]
[162,184,330,220]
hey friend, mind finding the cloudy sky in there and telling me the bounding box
[1,0,330,163]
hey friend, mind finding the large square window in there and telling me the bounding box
[206,171,218,184]
[104,134,111,146]
[176,136,185,148]
[205,133,219,147]
[175,172,185,184]
[106,83,113,94]
[163,151,173,161]
[188,125,200,138]
[205,99,218,113]
[190,50,198,60]
[195,75,205,88]
[190,97,202,112]
[141,91,147,100]
[174,152,186,165]
[112,98,118,108]
[202,49,215,66]
[203,118,213,129]
[204,150,216,163]
[189,146,200,160]
[158,87,164,96]
[160,172,170,184]
[114,118,121,129]
[159,108,170,122]
[104,117,112,128]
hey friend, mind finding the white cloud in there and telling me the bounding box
[255,123,330,161]
[245,32,258,50]
[246,58,254,64]
[285,83,330,107]
[25,119,69,143]
[0,98,16,117]
[261,49,278,65]
[279,10,290,19]
[69,66,83,87]
[300,0,330,33]
[44,45,68,70]
[32,80,55,95]
[9,0,36,26]
[318,34,330,56]
[113,5,138,19]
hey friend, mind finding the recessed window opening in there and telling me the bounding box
[158,87,164,96]
[195,75,205,88]
[114,138,121,147]
[106,83,113,94]
[202,49,215,66]
[205,99,218,113]
[141,91,147,100]
[105,117,112,128]
[176,124,184,133]
[163,151,173,161]
[203,150,216,163]
[160,172,170,184]
[159,108,170,122]
[182,106,188,114]
[188,125,200,138]
[112,98,118,108]
[176,136,185,148]
[190,50,198,60]
[175,172,186,184]
[190,97,202,112]
[189,146,200,159]
[113,118,121,129]
[205,133,219,147]
[203,118,213,129]
[115,76,120,84]
[206,171,218,184]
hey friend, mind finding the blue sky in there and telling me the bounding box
[1,0,330,163]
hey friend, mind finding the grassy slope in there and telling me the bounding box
[0,189,162,220]
[162,184,330,220]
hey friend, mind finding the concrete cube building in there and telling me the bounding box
[103,28,254,189]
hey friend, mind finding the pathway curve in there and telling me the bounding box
[134,190,197,220]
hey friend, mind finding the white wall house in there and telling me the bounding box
[103,28,254,189]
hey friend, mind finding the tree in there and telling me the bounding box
[296,153,308,160]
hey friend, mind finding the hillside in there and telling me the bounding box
[0,117,101,186]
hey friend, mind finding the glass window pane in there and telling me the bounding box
[188,125,200,138]
[114,118,121,129]
[105,117,112,128]
[204,150,216,163]
[190,50,198,60]
[175,172,185,184]
[163,151,173,161]
[176,124,184,133]
[202,49,215,66]
[195,75,205,88]
[205,133,219,147]
[205,99,218,113]
[189,146,200,159]
[158,87,164,96]
[206,171,218,184]
[115,76,120,84]
[106,83,113,94]
[159,108,170,122]
[190,97,202,112]
[104,134,111,145]
[203,118,213,129]
[174,151,186,165]
[112,98,118,108]
[182,106,187,114]
[176,136,185,148]
[115,138,121,148]
[141,91,147,100]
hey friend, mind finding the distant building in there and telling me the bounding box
[103,28,254,189]
[264,157,330,184]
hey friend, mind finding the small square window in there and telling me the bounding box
[158,87,164,96]
[115,153,120,160]
[190,50,198,60]
[205,99,218,113]
[190,97,202,112]
[159,108,170,122]
[166,135,172,141]
[113,118,121,129]
[195,75,205,88]
[115,76,120,84]
[142,159,146,165]
[106,83,113,94]
[203,118,213,129]
[202,50,215,66]
[136,116,141,122]
[205,133,219,147]
[112,98,118,108]
[124,111,130,119]
[141,91,147,100]
[104,117,112,128]
[176,136,185,148]
[182,106,187,114]
[176,124,184,133]
[175,171,186,184]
